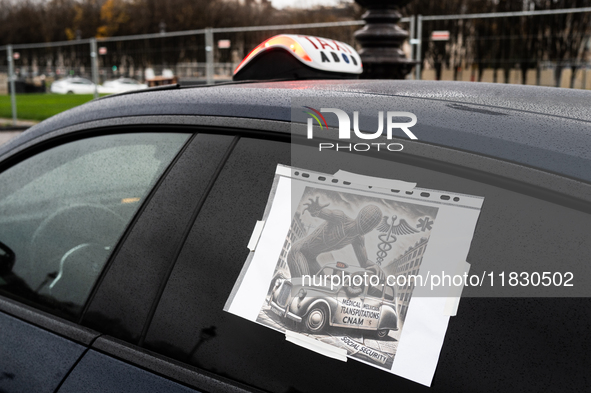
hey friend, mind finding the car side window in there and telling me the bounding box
[143,136,591,392]
[384,286,394,301]
[367,282,384,298]
[0,132,190,319]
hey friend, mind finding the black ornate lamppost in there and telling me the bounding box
[354,0,416,79]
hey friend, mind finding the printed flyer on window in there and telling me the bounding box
[226,165,484,386]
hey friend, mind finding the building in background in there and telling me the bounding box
[391,237,428,322]
[275,212,308,278]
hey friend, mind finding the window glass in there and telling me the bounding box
[367,282,384,298]
[318,267,335,276]
[0,132,189,318]
[144,137,591,392]
[384,286,394,301]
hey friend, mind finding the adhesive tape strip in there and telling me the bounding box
[247,220,265,251]
[275,165,292,177]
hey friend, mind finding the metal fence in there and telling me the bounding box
[0,21,367,87]
[414,7,591,88]
[0,20,374,125]
[1,7,591,126]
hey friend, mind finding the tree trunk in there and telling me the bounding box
[435,62,442,81]
[570,66,577,89]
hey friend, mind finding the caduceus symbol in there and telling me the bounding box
[375,215,419,265]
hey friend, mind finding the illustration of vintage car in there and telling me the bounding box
[268,262,398,338]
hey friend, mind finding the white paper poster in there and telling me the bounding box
[225,165,484,386]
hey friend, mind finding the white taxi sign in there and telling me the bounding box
[233,34,362,76]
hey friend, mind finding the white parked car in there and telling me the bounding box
[50,77,96,94]
[98,78,148,94]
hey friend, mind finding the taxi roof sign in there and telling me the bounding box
[233,34,362,81]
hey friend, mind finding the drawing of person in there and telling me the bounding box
[287,196,383,278]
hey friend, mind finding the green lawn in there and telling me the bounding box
[0,93,105,122]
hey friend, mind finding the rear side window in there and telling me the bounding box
[143,137,591,392]
[0,132,189,319]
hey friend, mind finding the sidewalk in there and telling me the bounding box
[0,118,35,147]
[0,117,38,128]
[0,131,23,147]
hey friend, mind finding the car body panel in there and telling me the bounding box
[57,350,197,393]
[0,311,85,393]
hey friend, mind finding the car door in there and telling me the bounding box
[0,130,191,393]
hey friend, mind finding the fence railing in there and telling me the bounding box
[415,7,591,80]
[1,7,591,126]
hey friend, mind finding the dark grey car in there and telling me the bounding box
[0,80,590,392]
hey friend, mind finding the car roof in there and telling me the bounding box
[2,80,591,183]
